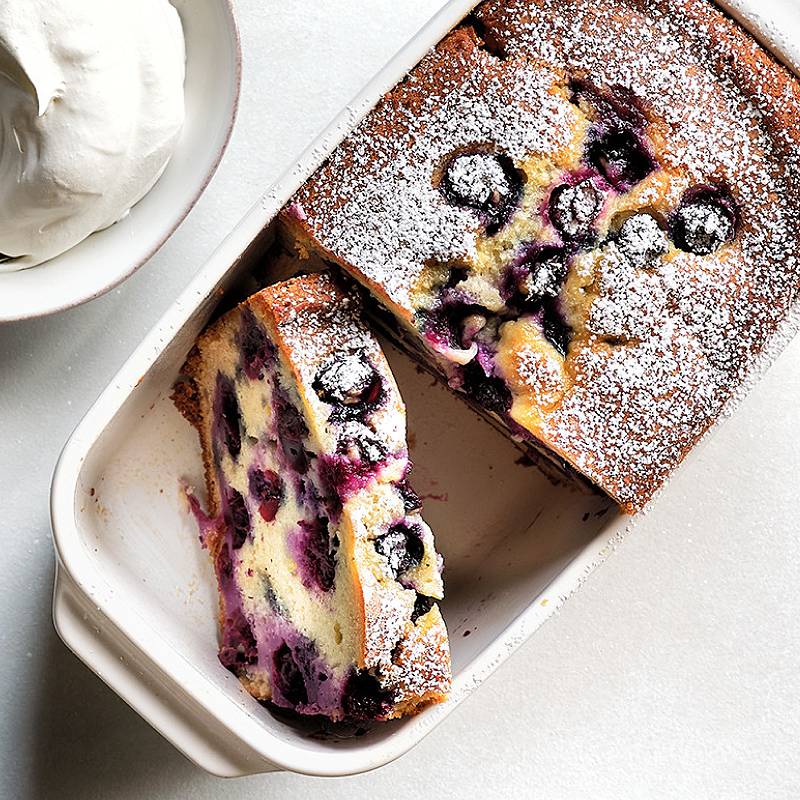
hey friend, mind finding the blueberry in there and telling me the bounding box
[213,373,241,460]
[248,467,284,522]
[374,523,425,578]
[272,378,310,474]
[540,299,572,358]
[320,426,387,508]
[587,128,655,190]
[568,78,647,129]
[411,594,436,623]
[312,353,382,407]
[337,424,387,465]
[420,307,459,351]
[440,151,523,234]
[615,213,669,268]
[548,179,605,242]
[272,643,308,706]
[460,359,512,416]
[342,670,395,721]
[222,486,251,549]
[396,480,423,514]
[514,246,568,303]
[297,518,337,592]
[218,607,258,676]
[421,300,490,352]
[238,307,274,380]
[670,186,737,255]
[570,80,656,189]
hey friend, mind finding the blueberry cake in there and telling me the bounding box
[174,272,450,720]
[282,0,800,512]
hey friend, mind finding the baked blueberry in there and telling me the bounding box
[568,77,646,129]
[460,359,512,415]
[587,128,655,190]
[337,423,387,465]
[296,518,337,592]
[616,213,669,268]
[313,353,382,407]
[671,186,737,255]
[342,669,395,721]
[218,607,259,676]
[272,643,308,706]
[223,486,251,549]
[213,373,241,460]
[248,467,284,522]
[396,480,423,514]
[272,378,310,474]
[548,179,605,242]
[422,299,491,353]
[514,246,569,302]
[541,299,572,357]
[374,523,424,578]
[239,307,274,380]
[440,151,522,233]
[411,594,435,623]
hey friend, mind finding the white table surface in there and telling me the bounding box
[2,1,800,797]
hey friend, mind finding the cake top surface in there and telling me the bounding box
[291,0,800,323]
[254,272,378,382]
[285,0,800,510]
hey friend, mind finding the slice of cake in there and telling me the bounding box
[173,272,450,721]
[281,6,800,513]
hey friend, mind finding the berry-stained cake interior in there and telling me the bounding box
[174,272,450,721]
[283,0,800,512]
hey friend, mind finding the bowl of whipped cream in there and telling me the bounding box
[0,0,240,320]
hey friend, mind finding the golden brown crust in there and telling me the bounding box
[171,346,202,428]
[383,606,451,718]
[280,216,418,332]
[174,317,238,517]
[251,270,345,325]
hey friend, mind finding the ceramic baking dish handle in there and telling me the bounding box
[52,565,274,778]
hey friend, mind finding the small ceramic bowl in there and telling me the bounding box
[0,0,241,322]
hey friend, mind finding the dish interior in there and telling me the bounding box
[69,221,621,759]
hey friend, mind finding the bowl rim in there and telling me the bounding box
[0,0,242,323]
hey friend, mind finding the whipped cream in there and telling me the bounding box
[0,0,186,270]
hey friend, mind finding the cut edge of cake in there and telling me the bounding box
[173,271,451,722]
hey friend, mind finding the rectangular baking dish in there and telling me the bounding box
[49,0,800,778]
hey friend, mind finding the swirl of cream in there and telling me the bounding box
[0,0,185,271]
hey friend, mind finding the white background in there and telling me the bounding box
[2,1,800,797]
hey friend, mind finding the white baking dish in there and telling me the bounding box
[49,0,800,778]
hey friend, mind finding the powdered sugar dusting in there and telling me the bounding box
[478,0,800,372]
[588,245,669,342]
[292,30,578,310]
[288,1,800,510]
